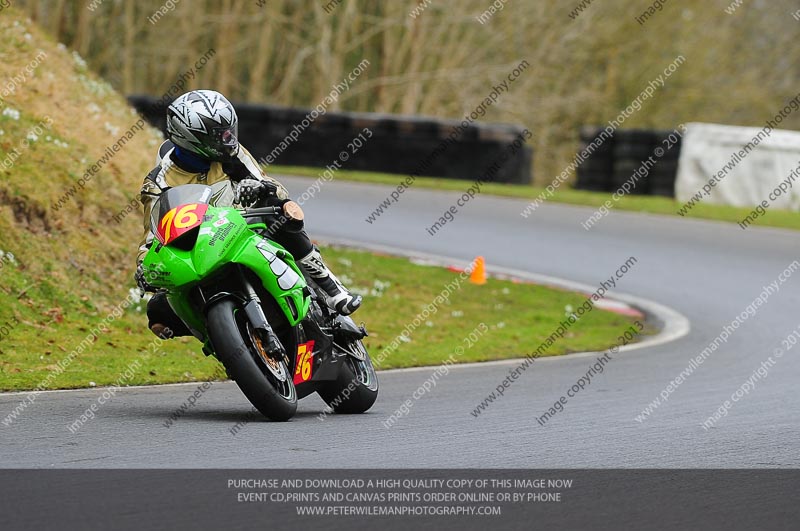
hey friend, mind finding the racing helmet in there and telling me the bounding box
[166,90,239,161]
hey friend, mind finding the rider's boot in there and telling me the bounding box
[297,246,362,315]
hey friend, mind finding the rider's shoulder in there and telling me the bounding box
[142,165,166,194]
[236,144,261,165]
[237,144,255,157]
[143,153,178,192]
[155,140,175,166]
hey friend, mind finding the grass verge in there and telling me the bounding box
[0,246,645,392]
[269,164,800,231]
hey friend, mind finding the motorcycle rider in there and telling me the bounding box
[135,90,361,339]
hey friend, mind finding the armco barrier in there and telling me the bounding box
[576,127,681,197]
[128,96,533,184]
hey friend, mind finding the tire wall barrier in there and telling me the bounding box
[128,96,533,184]
[576,126,680,197]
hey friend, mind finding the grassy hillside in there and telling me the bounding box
[0,9,179,389]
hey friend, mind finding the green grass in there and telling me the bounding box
[0,254,213,391]
[269,165,800,232]
[0,246,644,391]
[326,246,648,368]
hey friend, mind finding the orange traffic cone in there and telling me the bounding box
[469,256,487,285]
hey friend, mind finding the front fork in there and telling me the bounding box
[238,270,286,360]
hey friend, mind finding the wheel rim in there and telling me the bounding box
[242,318,296,402]
[344,341,378,391]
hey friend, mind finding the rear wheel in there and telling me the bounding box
[207,299,297,421]
[318,339,378,414]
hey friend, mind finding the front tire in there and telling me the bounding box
[318,340,378,414]
[207,299,297,421]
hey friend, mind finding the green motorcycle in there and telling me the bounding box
[140,184,378,421]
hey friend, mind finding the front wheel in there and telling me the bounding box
[318,340,378,414]
[207,299,297,421]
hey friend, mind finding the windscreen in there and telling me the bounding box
[149,185,212,246]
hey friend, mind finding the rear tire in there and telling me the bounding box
[318,340,378,414]
[207,299,297,421]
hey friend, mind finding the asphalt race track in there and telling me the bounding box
[2,175,798,468]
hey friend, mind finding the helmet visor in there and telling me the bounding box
[207,126,238,158]
[198,126,239,159]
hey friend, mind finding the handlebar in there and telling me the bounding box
[242,206,283,219]
[242,204,304,233]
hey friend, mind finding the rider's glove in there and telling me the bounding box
[135,263,154,296]
[235,179,278,207]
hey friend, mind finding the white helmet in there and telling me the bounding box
[166,90,238,161]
